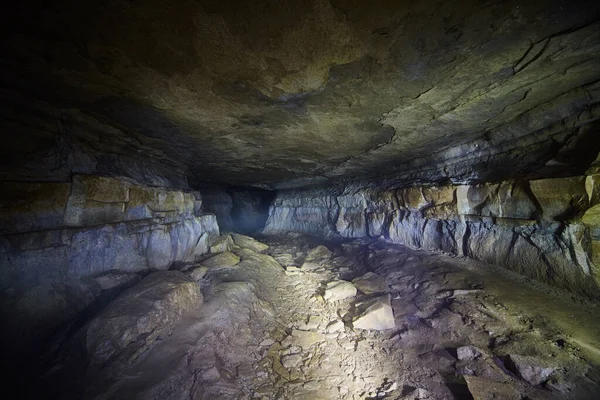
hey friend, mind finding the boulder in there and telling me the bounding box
[353,295,395,331]
[201,252,241,269]
[85,271,202,365]
[506,354,555,386]
[209,234,234,253]
[232,233,269,253]
[301,245,333,270]
[352,272,387,295]
[188,266,209,281]
[324,280,357,303]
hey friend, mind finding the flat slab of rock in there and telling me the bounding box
[324,280,357,302]
[232,233,269,253]
[209,234,234,253]
[85,271,202,365]
[201,252,241,269]
[353,295,395,331]
[463,376,521,400]
[352,272,387,294]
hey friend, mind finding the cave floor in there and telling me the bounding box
[89,234,600,400]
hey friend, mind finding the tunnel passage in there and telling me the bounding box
[2,0,600,399]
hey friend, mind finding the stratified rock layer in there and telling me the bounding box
[264,175,600,297]
[0,175,219,346]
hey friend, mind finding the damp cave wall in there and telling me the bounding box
[0,97,222,351]
[264,172,600,298]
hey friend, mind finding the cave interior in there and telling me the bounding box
[2,1,600,399]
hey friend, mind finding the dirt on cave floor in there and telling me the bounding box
[82,233,600,400]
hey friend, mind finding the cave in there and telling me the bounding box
[2,1,600,399]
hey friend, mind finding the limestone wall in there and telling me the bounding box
[0,175,218,346]
[264,176,600,297]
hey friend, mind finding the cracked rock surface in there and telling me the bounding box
[2,1,600,188]
[42,233,600,399]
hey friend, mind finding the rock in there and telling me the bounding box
[506,354,555,386]
[189,266,209,281]
[353,295,395,331]
[529,177,588,220]
[281,354,303,369]
[85,271,202,365]
[209,234,234,253]
[582,204,600,226]
[456,182,537,219]
[325,320,345,333]
[190,232,210,260]
[301,245,333,270]
[463,376,521,400]
[324,280,357,303]
[305,245,332,261]
[273,253,296,266]
[352,272,387,294]
[282,330,326,350]
[586,174,600,206]
[457,346,481,361]
[94,272,141,290]
[232,233,269,253]
[201,252,241,269]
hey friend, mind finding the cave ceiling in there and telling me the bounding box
[2,0,600,189]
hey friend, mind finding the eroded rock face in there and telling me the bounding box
[0,175,219,347]
[85,271,202,366]
[264,176,600,297]
[2,1,599,188]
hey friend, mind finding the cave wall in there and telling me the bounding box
[264,174,600,298]
[0,97,221,348]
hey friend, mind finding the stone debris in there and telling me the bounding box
[282,330,326,350]
[353,295,395,331]
[209,234,234,253]
[324,280,357,303]
[46,234,600,400]
[352,271,387,294]
[232,233,269,253]
[301,245,332,270]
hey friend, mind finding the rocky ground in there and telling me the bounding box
[40,233,600,399]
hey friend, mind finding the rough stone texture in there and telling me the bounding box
[85,271,202,366]
[324,280,357,303]
[353,295,395,331]
[2,1,600,189]
[232,233,269,253]
[352,272,387,295]
[209,234,235,254]
[0,175,219,347]
[200,252,241,269]
[264,177,600,297]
